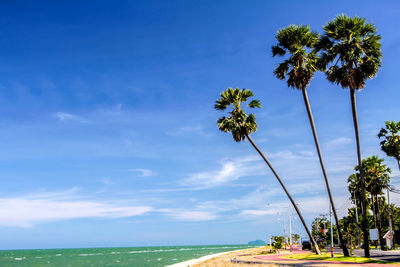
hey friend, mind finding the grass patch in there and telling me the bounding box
[283,252,400,265]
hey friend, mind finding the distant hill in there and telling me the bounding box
[247,240,266,245]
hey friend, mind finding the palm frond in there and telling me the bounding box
[274,61,290,80]
[272,45,286,57]
[248,99,261,108]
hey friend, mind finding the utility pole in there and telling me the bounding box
[283,213,287,249]
[388,188,393,249]
[330,204,334,257]
[354,191,361,247]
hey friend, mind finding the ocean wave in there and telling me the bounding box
[78,253,103,256]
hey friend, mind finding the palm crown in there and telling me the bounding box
[317,14,382,90]
[348,156,391,197]
[356,156,391,195]
[215,88,261,142]
[378,121,400,161]
[272,25,319,90]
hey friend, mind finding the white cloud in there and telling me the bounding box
[181,150,322,189]
[165,125,213,138]
[240,209,278,217]
[128,168,156,177]
[54,112,84,122]
[267,150,316,160]
[192,183,350,222]
[99,178,114,185]
[182,155,266,188]
[0,191,152,228]
[196,186,282,213]
[325,137,352,149]
[159,209,218,221]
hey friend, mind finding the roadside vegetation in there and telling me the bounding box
[284,253,400,265]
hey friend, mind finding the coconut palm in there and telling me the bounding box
[272,25,349,256]
[378,121,400,171]
[317,14,382,257]
[215,87,320,254]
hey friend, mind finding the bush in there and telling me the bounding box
[274,242,282,249]
[260,249,277,254]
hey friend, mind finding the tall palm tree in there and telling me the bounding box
[215,87,320,254]
[317,15,382,257]
[272,25,349,256]
[378,121,400,171]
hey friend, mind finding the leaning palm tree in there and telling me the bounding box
[378,121,400,171]
[317,14,382,257]
[272,25,349,256]
[215,87,320,254]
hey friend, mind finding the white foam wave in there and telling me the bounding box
[78,253,103,256]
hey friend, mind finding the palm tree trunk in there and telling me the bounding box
[350,88,370,257]
[372,195,377,229]
[302,89,349,256]
[397,158,400,172]
[354,194,361,247]
[377,196,383,247]
[245,133,321,255]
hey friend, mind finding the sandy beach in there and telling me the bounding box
[166,246,271,267]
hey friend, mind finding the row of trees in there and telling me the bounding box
[215,14,383,257]
[311,121,400,250]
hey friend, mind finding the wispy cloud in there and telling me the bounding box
[240,209,278,217]
[324,137,352,149]
[195,186,282,213]
[53,112,84,122]
[128,168,156,177]
[182,155,266,188]
[268,150,316,160]
[0,190,152,228]
[165,125,213,138]
[99,178,114,185]
[159,209,218,221]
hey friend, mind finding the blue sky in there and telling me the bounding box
[0,0,399,249]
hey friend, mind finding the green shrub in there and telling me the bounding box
[260,249,277,254]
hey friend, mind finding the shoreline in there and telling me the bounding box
[165,250,242,267]
[166,246,265,267]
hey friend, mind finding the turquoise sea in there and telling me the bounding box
[0,244,258,267]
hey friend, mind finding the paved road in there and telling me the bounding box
[235,247,398,266]
[333,248,400,263]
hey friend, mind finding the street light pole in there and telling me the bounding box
[330,204,334,257]
[289,213,292,247]
[283,213,287,249]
